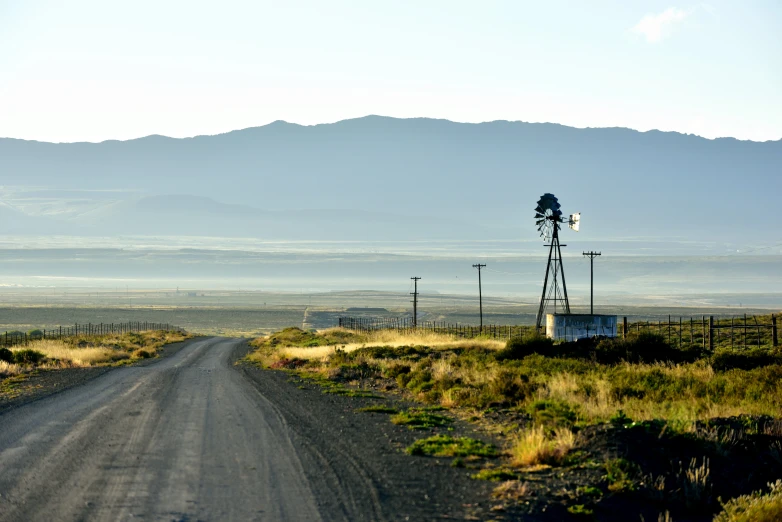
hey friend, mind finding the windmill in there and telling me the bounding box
[534,193,580,330]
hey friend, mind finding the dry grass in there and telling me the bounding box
[15,340,120,367]
[269,328,504,362]
[0,360,22,377]
[1,330,190,379]
[492,480,529,500]
[510,425,576,468]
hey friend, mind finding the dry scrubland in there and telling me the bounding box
[0,330,191,380]
[249,318,782,521]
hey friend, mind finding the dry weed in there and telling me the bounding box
[492,480,529,500]
[0,360,22,377]
[511,425,575,467]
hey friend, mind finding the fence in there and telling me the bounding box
[338,316,534,340]
[622,314,778,350]
[2,322,181,348]
[339,314,779,349]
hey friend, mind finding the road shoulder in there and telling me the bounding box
[236,344,500,521]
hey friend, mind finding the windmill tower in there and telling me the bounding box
[534,193,580,330]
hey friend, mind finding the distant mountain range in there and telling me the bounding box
[1,116,780,242]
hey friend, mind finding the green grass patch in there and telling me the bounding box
[323,387,382,399]
[471,468,519,481]
[356,405,399,414]
[567,504,594,516]
[391,408,453,429]
[406,435,497,458]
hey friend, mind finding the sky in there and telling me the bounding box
[0,0,780,143]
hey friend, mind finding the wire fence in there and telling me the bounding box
[626,314,778,350]
[339,314,779,349]
[1,322,182,348]
[338,316,534,340]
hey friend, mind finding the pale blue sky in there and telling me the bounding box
[1,0,780,142]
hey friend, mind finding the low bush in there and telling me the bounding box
[496,333,554,361]
[0,347,13,363]
[132,349,152,359]
[604,458,641,492]
[13,349,46,365]
[27,329,44,340]
[526,399,579,428]
[712,348,782,372]
[328,362,381,381]
[593,332,702,364]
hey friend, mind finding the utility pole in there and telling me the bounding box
[410,277,421,327]
[472,264,486,331]
[582,251,601,315]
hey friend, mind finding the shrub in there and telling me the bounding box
[27,329,44,339]
[526,399,579,428]
[0,347,13,363]
[328,362,380,381]
[13,349,46,365]
[604,458,641,492]
[383,362,411,379]
[714,480,782,522]
[594,332,700,364]
[133,349,152,359]
[497,333,554,360]
[487,369,534,404]
[712,348,782,372]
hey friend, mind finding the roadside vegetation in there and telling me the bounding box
[0,330,191,380]
[249,320,782,521]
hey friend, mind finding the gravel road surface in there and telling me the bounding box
[0,337,491,521]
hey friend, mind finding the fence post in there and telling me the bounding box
[708,316,714,352]
[622,317,627,339]
[772,314,778,348]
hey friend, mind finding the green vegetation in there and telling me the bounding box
[10,349,46,365]
[604,458,641,492]
[253,327,366,349]
[355,405,398,414]
[251,319,782,519]
[471,467,519,481]
[566,504,594,516]
[406,435,497,458]
[390,408,452,429]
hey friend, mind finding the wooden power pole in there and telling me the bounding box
[472,264,486,331]
[582,251,601,314]
[411,277,421,327]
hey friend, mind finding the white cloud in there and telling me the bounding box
[632,7,689,43]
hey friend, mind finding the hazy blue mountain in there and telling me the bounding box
[1,116,779,242]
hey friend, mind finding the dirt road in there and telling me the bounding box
[0,337,491,521]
